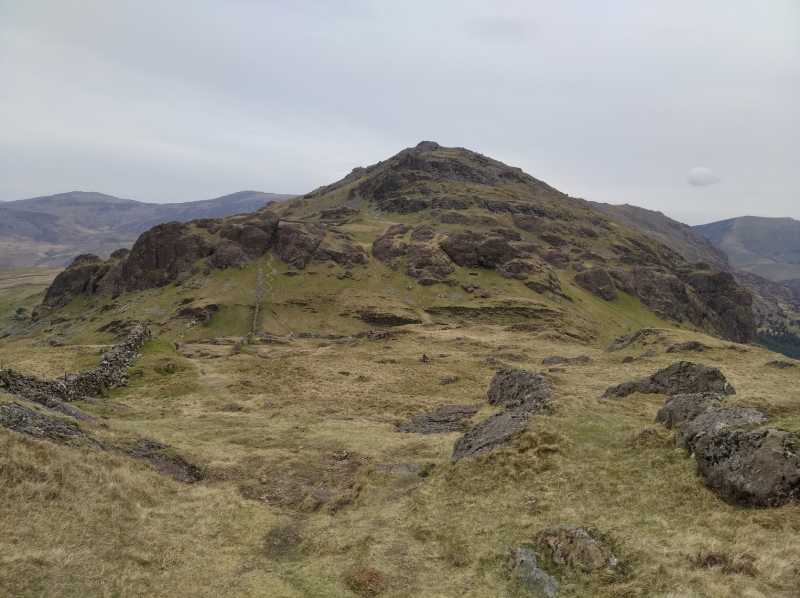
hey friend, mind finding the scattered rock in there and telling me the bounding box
[439,375,459,385]
[486,368,553,413]
[396,404,478,434]
[541,355,591,366]
[693,427,800,507]
[676,407,768,452]
[655,393,725,431]
[534,526,620,574]
[451,407,530,461]
[509,546,559,598]
[666,341,709,353]
[602,361,735,399]
[175,304,219,324]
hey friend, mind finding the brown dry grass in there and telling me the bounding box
[2,320,800,597]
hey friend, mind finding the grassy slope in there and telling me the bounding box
[1,206,798,596]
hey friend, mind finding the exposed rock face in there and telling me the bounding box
[574,268,617,301]
[487,368,553,412]
[509,546,559,598]
[406,244,454,284]
[439,232,517,268]
[603,362,735,398]
[396,405,479,434]
[43,254,113,308]
[116,222,215,292]
[357,310,421,327]
[693,427,800,507]
[371,224,409,261]
[275,222,324,269]
[611,268,755,343]
[534,526,620,574]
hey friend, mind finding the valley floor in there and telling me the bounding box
[2,322,800,597]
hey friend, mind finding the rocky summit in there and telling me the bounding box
[41,142,755,344]
[1,142,798,598]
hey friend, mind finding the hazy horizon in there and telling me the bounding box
[1,1,797,225]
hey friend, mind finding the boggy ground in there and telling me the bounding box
[2,318,800,598]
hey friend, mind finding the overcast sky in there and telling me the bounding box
[1,1,797,224]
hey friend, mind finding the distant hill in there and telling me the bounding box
[694,216,800,282]
[0,191,293,268]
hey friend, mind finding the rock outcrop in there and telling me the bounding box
[452,368,553,461]
[603,362,735,399]
[653,384,800,507]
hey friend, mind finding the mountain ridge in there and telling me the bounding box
[0,190,293,268]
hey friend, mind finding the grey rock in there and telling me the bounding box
[655,392,725,430]
[541,355,591,366]
[603,361,735,399]
[534,526,620,574]
[509,546,559,598]
[693,427,800,507]
[451,407,530,461]
[487,368,553,413]
[677,407,768,452]
[397,404,479,434]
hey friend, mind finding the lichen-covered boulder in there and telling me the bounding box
[487,368,553,412]
[693,427,800,507]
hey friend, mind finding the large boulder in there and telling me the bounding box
[676,407,768,452]
[603,362,735,399]
[487,368,553,413]
[693,427,800,507]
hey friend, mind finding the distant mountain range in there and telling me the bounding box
[694,216,800,283]
[0,190,293,268]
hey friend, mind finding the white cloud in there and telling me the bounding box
[687,167,721,187]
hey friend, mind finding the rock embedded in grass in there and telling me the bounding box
[603,361,735,399]
[396,404,478,434]
[487,368,553,413]
[655,392,726,430]
[534,526,620,574]
[676,407,768,452]
[509,546,559,598]
[451,408,531,461]
[541,355,591,366]
[693,427,800,507]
